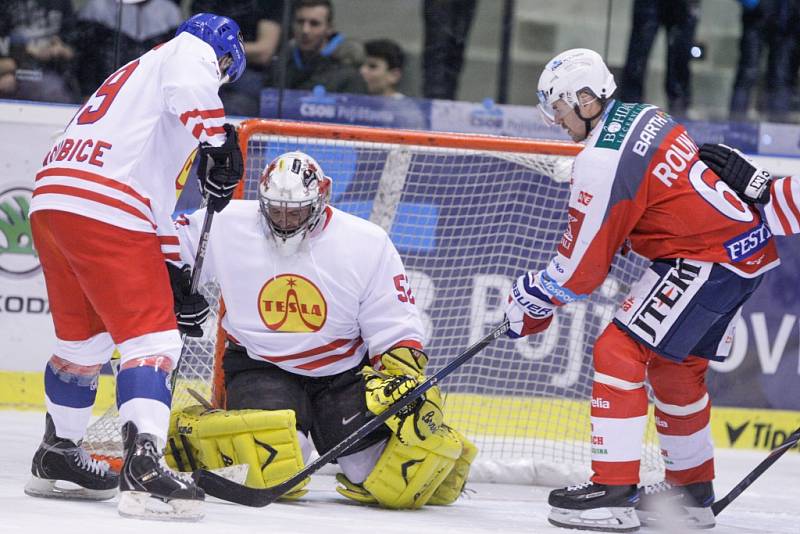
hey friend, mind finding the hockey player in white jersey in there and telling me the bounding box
[700,143,800,236]
[25,13,245,521]
[166,151,477,509]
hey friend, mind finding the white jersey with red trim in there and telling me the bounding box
[175,201,425,377]
[30,32,227,260]
[764,176,800,235]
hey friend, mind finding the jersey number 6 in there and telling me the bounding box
[688,160,754,223]
[76,60,141,125]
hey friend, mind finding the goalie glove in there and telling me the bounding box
[166,262,210,337]
[197,123,244,212]
[504,271,555,339]
[362,347,443,446]
[699,143,772,204]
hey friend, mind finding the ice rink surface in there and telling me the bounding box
[3,410,799,534]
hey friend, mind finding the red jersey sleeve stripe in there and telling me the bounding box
[782,177,800,229]
[158,235,180,244]
[771,180,794,235]
[191,123,226,140]
[32,185,154,226]
[179,108,225,125]
[36,167,153,210]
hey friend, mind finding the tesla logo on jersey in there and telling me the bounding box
[258,274,327,332]
[577,191,593,206]
[174,148,198,200]
[557,207,585,258]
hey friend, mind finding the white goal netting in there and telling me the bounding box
[85,121,664,485]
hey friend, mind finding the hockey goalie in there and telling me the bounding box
[166,151,477,509]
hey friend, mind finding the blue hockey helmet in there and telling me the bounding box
[176,13,246,83]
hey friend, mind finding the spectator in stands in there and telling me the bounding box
[0,57,17,99]
[190,0,286,116]
[75,0,182,100]
[729,0,800,122]
[421,0,477,100]
[360,39,405,98]
[268,0,366,94]
[618,0,700,116]
[0,0,79,104]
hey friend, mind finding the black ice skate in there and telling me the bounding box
[548,482,640,532]
[636,480,715,529]
[25,413,118,501]
[118,421,204,521]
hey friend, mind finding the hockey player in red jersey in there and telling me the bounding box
[165,151,476,509]
[700,143,800,236]
[503,48,780,532]
[25,13,245,521]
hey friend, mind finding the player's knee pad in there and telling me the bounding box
[593,324,649,383]
[117,330,183,368]
[166,405,309,499]
[46,354,103,387]
[52,332,115,367]
[336,424,464,509]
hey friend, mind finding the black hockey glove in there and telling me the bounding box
[197,123,244,213]
[699,143,772,204]
[166,262,210,338]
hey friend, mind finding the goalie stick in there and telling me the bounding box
[711,425,800,516]
[193,320,511,507]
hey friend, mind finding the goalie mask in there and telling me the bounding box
[258,151,331,256]
[536,48,616,134]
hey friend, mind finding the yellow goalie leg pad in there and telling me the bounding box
[166,405,309,499]
[336,424,462,509]
[427,426,478,505]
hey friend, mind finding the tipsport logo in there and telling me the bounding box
[0,187,40,277]
[258,274,327,332]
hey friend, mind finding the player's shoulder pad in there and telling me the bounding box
[328,206,391,242]
[167,33,221,84]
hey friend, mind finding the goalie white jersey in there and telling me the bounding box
[175,201,425,377]
[30,32,227,255]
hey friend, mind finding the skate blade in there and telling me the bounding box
[549,506,640,532]
[118,491,204,522]
[24,476,116,501]
[637,505,716,530]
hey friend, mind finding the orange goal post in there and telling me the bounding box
[85,119,663,485]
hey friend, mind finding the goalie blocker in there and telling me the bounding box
[171,342,476,508]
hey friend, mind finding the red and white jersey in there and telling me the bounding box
[535,101,780,306]
[175,201,425,377]
[30,32,227,259]
[763,176,800,236]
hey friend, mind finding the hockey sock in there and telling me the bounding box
[590,381,648,485]
[44,355,102,441]
[654,394,714,484]
[117,356,173,444]
[650,355,714,485]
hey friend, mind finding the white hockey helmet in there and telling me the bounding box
[536,48,616,125]
[258,151,332,255]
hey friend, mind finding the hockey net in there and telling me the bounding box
[85,119,664,485]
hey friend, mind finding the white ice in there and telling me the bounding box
[3,410,799,534]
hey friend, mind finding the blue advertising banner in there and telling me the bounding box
[260,87,430,129]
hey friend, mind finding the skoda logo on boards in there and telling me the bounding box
[0,186,40,277]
